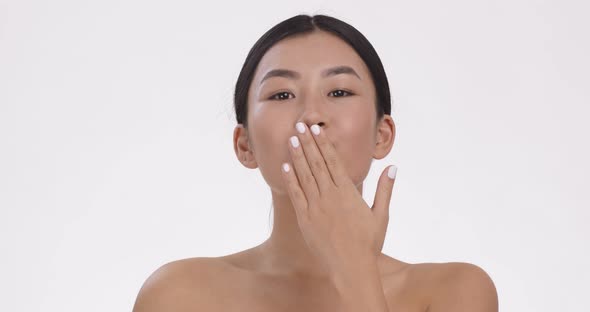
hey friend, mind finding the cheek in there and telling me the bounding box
[248,120,295,190]
[252,121,291,164]
[339,108,375,149]
[333,114,375,183]
[340,125,374,160]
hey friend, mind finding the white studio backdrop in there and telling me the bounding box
[1,0,588,311]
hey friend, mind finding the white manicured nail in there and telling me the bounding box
[387,165,397,179]
[290,136,300,148]
[282,163,290,172]
[296,122,306,134]
[311,124,320,135]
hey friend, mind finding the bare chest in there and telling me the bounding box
[198,271,428,312]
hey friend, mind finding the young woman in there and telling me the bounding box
[133,14,498,312]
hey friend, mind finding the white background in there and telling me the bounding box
[1,0,588,311]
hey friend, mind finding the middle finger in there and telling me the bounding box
[294,122,334,195]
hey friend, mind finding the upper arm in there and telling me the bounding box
[132,259,217,312]
[427,262,498,312]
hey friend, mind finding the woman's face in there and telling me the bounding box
[234,30,394,195]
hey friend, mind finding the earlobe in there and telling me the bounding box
[233,124,258,169]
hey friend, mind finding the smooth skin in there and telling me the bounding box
[132,30,498,311]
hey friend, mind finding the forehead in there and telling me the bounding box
[251,30,372,84]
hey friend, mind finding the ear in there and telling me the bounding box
[373,115,396,160]
[233,124,258,169]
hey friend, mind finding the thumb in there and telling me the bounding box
[371,165,397,222]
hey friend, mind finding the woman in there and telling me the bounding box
[133,14,498,312]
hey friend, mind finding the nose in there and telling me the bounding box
[298,99,327,129]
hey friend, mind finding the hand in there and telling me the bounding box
[281,121,397,275]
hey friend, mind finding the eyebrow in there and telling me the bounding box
[259,65,361,85]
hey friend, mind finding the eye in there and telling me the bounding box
[268,91,294,101]
[329,89,354,97]
[268,89,354,101]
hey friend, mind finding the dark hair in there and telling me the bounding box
[233,14,391,128]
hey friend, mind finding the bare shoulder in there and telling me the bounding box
[410,262,498,312]
[132,257,227,312]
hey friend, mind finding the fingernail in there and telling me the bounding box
[296,122,306,134]
[387,165,397,179]
[290,136,300,148]
[310,124,320,136]
[282,163,290,172]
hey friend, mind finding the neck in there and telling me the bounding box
[258,182,365,278]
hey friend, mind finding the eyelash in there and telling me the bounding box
[268,89,355,101]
